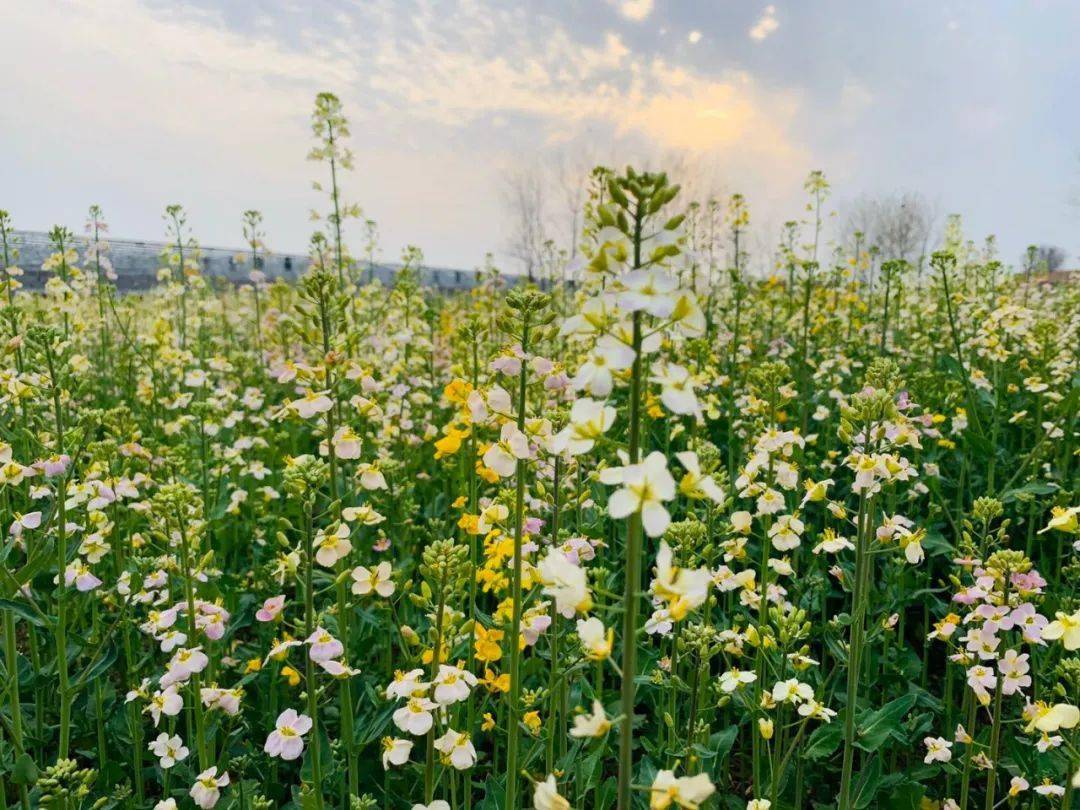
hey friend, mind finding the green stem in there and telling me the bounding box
[504,309,531,810]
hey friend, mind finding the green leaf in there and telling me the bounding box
[883,781,925,809]
[1001,480,1060,503]
[855,693,917,752]
[803,722,842,760]
[853,755,883,809]
[0,598,52,628]
[11,753,38,785]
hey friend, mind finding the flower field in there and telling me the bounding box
[1,93,1078,810]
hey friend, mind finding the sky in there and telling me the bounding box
[2,0,1078,272]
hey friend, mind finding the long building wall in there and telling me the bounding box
[8,230,489,291]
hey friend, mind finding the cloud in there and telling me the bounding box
[610,0,655,22]
[749,5,779,42]
[2,0,812,267]
[688,30,702,44]
[361,5,802,160]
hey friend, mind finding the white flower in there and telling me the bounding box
[432,664,478,706]
[330,425,362,459]
[771,679,814,705]
[483,422,531,477]
[649,768,715,809]
[651,541,712,620]
[315,523,352,567]
[356,462,388,490]
[386,668,429,700]
[553,397,617,456]
[200,687,243,716]
[651,362,700,417]
[605,451,676,537]
[393,696,438,735]
[8,511,41,537]
[148,732,189,768]
[573,335,634,396]
[576,617,614,660]
[264,708,312,761]
[923,736,952,764]
[538,548,593,617]
[288,390,334,419]
[146,686,184,726]
[570,700,611,738]
[434,728,477,770]
[619,268,679,317]
[674,452,724,503]
[64,560,102,591]
[381,736,414,769]
[189,767,230,809]
[719,668,756,693]
[534,774,571,809]
[351,561,395,597]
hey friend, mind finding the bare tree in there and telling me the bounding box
[1034,244,1067,272]
[503,167,548,281]
[843,191,938,262]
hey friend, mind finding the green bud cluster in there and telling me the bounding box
[972,496,1004,524]
[984,549,1031,577]
[677,622,722,661]
[282,454,330,501]
[1053,658,1080,696]
[37,759,96,806]
[666,518,709,561]
[771,605,812,647]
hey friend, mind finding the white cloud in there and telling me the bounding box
[611,0,655,22]
[749,5,779,42]
[3,0,811,268]
[688,30,702,44]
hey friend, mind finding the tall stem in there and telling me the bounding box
[838,492,871,810]
[44,342,72,759]
[617,282,644,810]
[504,311,531,810]
[303,504,325,809]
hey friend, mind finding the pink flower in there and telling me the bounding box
[256,595,286,623]
[64,561,102,592]
[264,709,312,761]
[9,511,41,538]
[307,627,344,662]
[1010,603,1048,644]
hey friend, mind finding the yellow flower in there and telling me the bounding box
[474,625,504,664]
[281,666,301,687]
[475,460,500,484]
[480,668,510,693]
[444,378,473,405]
[523,711,542,735]
[435,428,466,459]
[481,712,496,731]
[244,657,262,674]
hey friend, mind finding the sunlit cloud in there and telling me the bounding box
[749,5,779,42]
[610,0,655,22]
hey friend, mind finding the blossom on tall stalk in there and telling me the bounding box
[559,167,707,808]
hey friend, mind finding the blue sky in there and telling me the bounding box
[2,0,1078,271]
